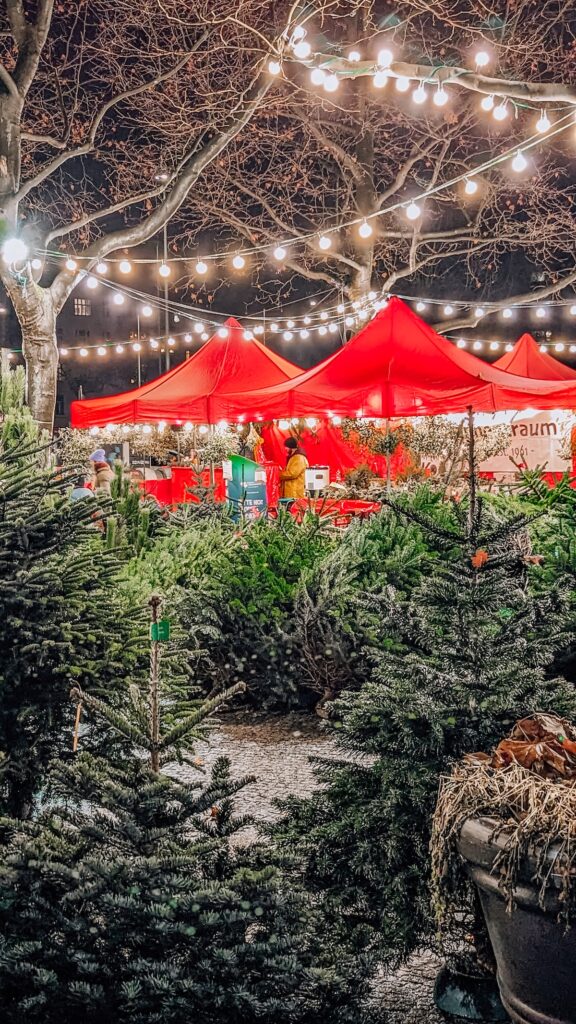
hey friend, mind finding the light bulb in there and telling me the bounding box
[359,220,373,238]
[115,344,124,353]
[167,336,176,346]
[287,319,295,328]
[184,333,192,342]
[96,261,107,274]
[373,70,389,88]
[475,51,490,67]
[150,338,159,348]
[2,237,28,263]
[505,343,513,352]
[475,307,485,318]
[97,346,106,355]
[310,68,325,86]
[464,177,479,195]
[300,329,309,339]
[378,48,393,68]
[444,304,454,315]
[320,310,328,320]
[157,420,166,431]
[65,257,77,271]
[194,322,204,333]
[132,342,141,352]
[274,246,287,261]
[539,344,547,352]
[195,260,208,275]
[490,341,500,350]
[412,84,427,104]
[457,338,467,348]
[345,316,355,326]
[502,308,513,319]
[536,307,546,318]
[329,322,338,332]
[270,322,279,333]
[268,60,281,75]
[141,304,153,317]
[493,102,508,121]
[243,330,254,340]
[395,75,410,92]
[555,342,565,352]
[292,25,306,41]
[512,150,527,172]
[433,86,449,107]
[158,262,170,277]
[253,325,264,334]
[201,332,209,341]
[480,94,494,111]
[368,290,377,300]
[416,301,426,312]
[318,325,327,335]
[293,40,311,59]
[217,326,228,338]
[348,50,361,62]
[60,347,68,356]
[31,257,42,270]
[570,345,576,352]
[113,292,125,305]
[79,347,88,357]
[232,253,246,269]
[119,259,131,273]
[283,331,293,341]
[473,340,483,350]
[536,111,551,134]
[324,74,339,93]
[86,276,98,289]
[405,201,421,221]
[303,315,311,325]
[318,234,332,250]
[305,417,317,427]
[570,305,576,316]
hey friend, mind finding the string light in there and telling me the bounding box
[119,260,132,274]
[132,342,141,352]
[195,260,208,275]
[65,257,77,271]
[434,85,449,107]
[293,40,311,59]
[555,342,565,352]
[373,70,389,88]
[141,304,153,317]
[113,293,125,305]
[217,326,228,338]
[511,150,528,172]
[464,177,479,195]
[416,301,427,312]
[480,94,494,111]
[324,74,339,92]
[31,257,42,270]
[86,276,98,289]
[283,330,293,340]
[274,246,287,261]
[536,307,546,317]
[412,84,427,104]
[115,344,124,353]
[167,337,176,346]
[268,60,281,75]
[378,48,393,68]
[194,322,204,333]
[502,307,513,318]
[96,261,107,274]
[474,307,485,318]
[536,111,551,134]
[310,68,325,85]
[395,75,410,92]
[359,219,373,238]
[405,201,421,221]
[60,347,68,355]
[150,338,159,348]
[79,347,88,357]
[456,338,467,348]
[505,343,514,352]
[300,329,309,339]
[490,341,500,350]
[232,253,246,269]
[570,305,576,315]
[493,101,508,121]
[475,51,490,67]
[443,304,454,315]
[97,346,106,356]
[318,235,332,250]
[158,262,170,277]
[318,325,327,335]
[473,340,483,350]
[348,50,361,62]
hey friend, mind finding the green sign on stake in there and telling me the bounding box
[150,619,171,642]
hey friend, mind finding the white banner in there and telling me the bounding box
[479,411,572,474]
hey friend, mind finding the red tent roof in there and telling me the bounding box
[70,317,301,427]
[494,332,576,380]
[219,298,576,421]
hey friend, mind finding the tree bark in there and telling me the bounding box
[5,279,57,434]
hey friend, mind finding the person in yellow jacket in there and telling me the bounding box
[279,437,309,500]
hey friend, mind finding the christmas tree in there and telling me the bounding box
[274,438,576,964]
[0,444,145,817]
[0,597,371,1023]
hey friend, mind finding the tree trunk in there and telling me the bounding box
[6,280,58,434]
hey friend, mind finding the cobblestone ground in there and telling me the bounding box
[180,710,448,1024]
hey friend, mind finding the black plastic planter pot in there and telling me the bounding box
[458,817,576,1024]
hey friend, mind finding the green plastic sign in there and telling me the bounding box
[150,619,171,642]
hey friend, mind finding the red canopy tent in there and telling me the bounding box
[494,333,576,380]
[70,317,301,428]
[219,298,576,421]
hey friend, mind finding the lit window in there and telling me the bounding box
[74,298,92,316]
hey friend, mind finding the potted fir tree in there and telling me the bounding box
[432,713,576,1024]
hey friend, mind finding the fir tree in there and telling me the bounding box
[274,478,576,964]
[0,445,144,816]
[0,596,371,1024]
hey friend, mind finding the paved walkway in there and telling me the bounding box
[179,711,449,1024]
